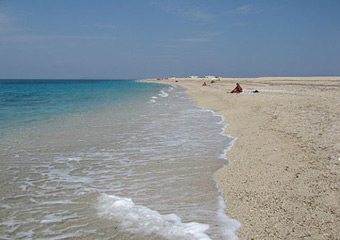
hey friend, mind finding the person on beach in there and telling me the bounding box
[202,82,207,86]
[230,83,243,93]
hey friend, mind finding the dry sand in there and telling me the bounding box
[142,77,340,239]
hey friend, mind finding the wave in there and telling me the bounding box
[97,194,211,240]
[159,90,169,97]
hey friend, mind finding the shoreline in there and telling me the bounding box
[141,77,340,239]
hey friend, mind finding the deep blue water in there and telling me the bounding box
[0,79,163,132]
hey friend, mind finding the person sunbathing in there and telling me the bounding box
[230,83,243,93]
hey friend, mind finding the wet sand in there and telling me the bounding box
[142,77,340,239]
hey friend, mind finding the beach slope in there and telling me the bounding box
[142,77,340,239]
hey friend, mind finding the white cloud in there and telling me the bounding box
[0,12,31,33]
[150,0,213,23]
[234,5,251,14]
[0,13,13,32]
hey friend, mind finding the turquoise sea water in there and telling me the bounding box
[0,80,239,240]
[0,80,161,132]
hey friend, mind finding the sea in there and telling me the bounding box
[0,80,240,240]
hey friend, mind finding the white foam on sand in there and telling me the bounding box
[216,196,241,240]
[97,193,211,240]
[198,108,240,239]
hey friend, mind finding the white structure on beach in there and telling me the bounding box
[188,76,199,78]
[204,75,217,80]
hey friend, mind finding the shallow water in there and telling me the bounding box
[0,80,239,239]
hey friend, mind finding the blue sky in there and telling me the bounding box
[0,0,339,79]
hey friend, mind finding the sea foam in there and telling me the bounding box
[159,90,169,97]
[1,82,239,239]
[97,194,211,240]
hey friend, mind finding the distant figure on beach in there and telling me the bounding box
[202,82,207,86]
[230,83,243,93]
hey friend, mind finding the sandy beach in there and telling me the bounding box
[142,77,340,239]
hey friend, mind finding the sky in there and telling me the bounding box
[0,0,339,79]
